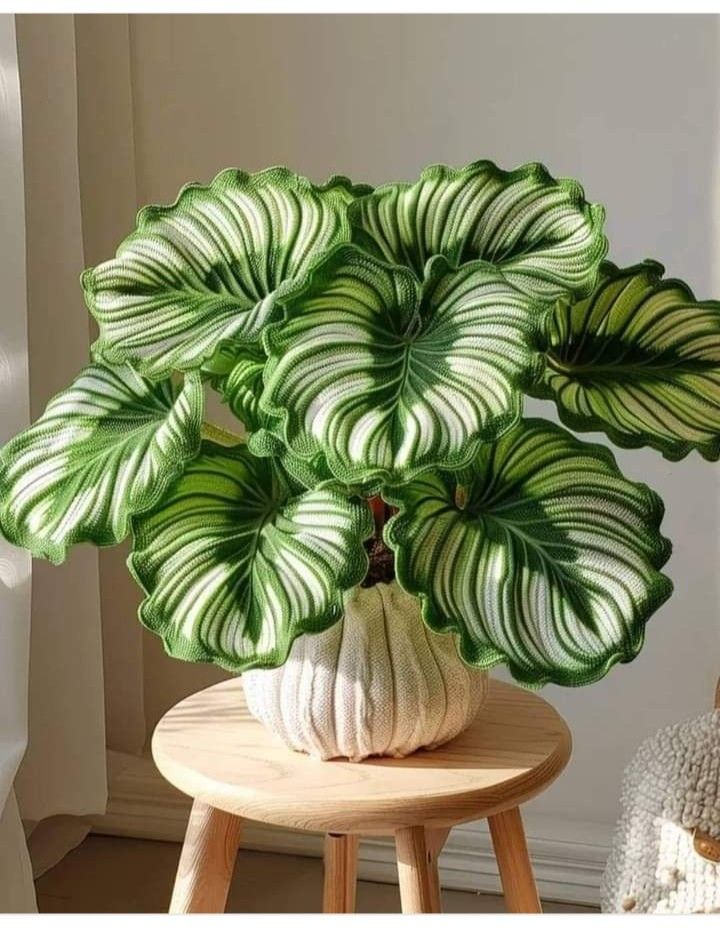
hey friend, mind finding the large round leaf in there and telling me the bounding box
[531,261,720,460]
[261,246,542,488]
[129,441,373,671]
[0,363,203,562]
[385,418,672,687]
[349,160,607,300]
[83,168,371,378]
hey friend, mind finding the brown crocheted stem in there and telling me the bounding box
[362,496,396,587]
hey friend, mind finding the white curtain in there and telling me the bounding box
[0,14,35,913]
[0,14,108,912]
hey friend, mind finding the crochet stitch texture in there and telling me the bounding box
[4,158,720,688]
[602,711,720,914]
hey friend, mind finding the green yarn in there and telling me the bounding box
[129,441,372,671]
[261,247,544,488]
[83,168,370,379]
[0,362,203,563]
[529,261,720,461]
[384,419,672,688]
[349,160,607,299]
[208,342,266,432]
[0,159,708,686]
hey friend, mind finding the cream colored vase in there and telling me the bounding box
[242,581,489,762]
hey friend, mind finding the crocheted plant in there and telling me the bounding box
[4,160,718,687]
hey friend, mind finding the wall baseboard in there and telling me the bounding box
[93,750,611,907]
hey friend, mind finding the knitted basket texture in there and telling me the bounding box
[241,581,488,762]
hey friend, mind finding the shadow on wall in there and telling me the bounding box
[74,12,720,829]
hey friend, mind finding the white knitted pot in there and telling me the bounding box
[242,581,488,762]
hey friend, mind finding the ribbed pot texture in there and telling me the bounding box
[242,581,489,762]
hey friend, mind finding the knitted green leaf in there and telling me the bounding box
[350,160,607,299]
[203,343,334,489]
[531,261,720,460]
[129,441,373,671]
[0,363,203,562]
[208,342,266,431]
[261,246,542,488]
[83,168,370,379]
[247,427,336,491]
[385,418,672,687]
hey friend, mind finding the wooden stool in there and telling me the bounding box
[152,677,571,914]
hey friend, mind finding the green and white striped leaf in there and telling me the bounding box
[83,168,370,379]
[129,441,372,671]
[0,363,203,563]
[202,343,333,488]
[350,160,607,300]
[385,418,672,687]
[261,246,542,487]
[209,343,266,431]
[247,427,336,492]
[531,261,720,460]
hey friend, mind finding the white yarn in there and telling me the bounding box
[242,581,488,762]
[601,710,720,914]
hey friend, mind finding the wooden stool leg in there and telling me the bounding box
[487,807,541,913]
[323,833,359,912]
[169,799,243,913]
[425,827,450,913]
[395,825,439,913]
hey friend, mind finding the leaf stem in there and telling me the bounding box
[201,421,244,447]
[369,495,386,538]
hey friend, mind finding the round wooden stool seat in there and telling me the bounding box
[152,677,571,914]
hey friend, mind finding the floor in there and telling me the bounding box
[36,834,597,913]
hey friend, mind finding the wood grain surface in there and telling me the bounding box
[488,807,542,912]
[168,799,242,913]
[152,677,571,834]
[395,825,437,913]
[323,834,358,912]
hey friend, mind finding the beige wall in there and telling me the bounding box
[76,14,720,834]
